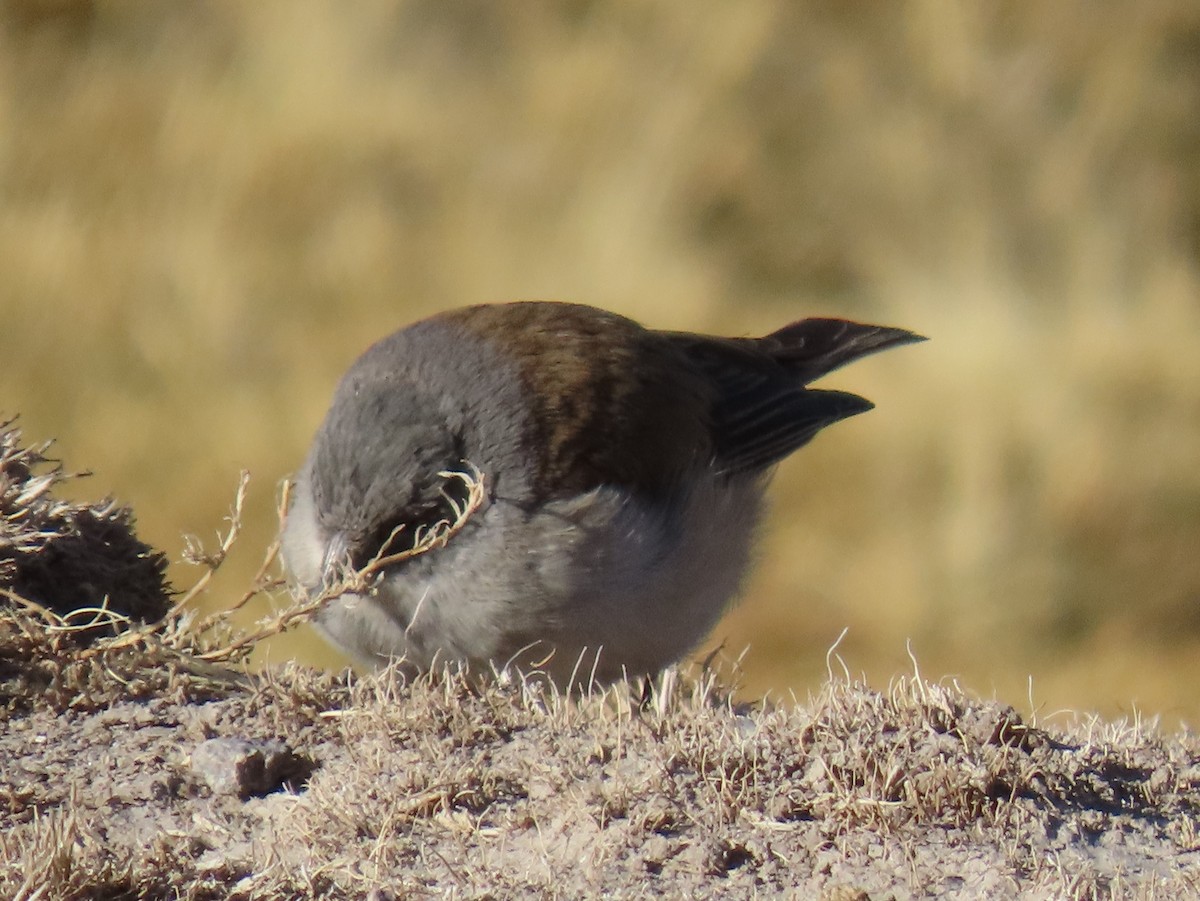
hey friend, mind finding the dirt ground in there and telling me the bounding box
[3,617,1200,901]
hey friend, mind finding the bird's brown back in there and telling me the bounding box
[442,303,713,501]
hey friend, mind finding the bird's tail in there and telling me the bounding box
[763,318,926,385]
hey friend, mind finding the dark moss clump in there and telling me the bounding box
[0,420,171,635]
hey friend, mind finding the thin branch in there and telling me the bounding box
[170,470,251,614]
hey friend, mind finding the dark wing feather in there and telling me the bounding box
[669,319,924,476]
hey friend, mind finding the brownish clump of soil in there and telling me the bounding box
[0,421,171,630]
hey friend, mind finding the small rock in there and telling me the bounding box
[190,737,310,799]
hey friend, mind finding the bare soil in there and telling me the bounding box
[3,616,1200,900]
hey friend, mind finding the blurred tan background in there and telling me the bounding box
[2,1,1198,723]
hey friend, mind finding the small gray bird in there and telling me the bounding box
[282,302,922,686]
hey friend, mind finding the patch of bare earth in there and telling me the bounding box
[3,425,1200,899]
[4,636,1200,901]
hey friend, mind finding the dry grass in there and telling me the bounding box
[4,606,1200,899]
[1,2,1199,721]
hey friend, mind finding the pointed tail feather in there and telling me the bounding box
[764,319,926,384]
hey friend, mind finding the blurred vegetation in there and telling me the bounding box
[1,0,1198,722]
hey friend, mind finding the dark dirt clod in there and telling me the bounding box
[0,422,171,630]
